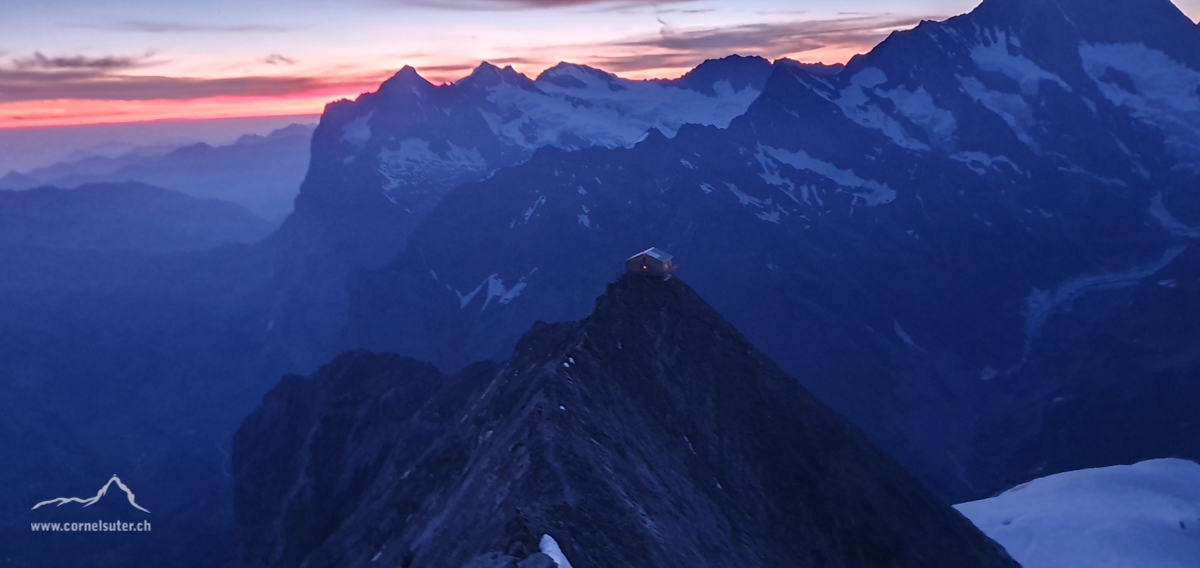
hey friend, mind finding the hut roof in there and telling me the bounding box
[629,247,673,263]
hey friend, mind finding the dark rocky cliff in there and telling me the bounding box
[233,275,1018,568]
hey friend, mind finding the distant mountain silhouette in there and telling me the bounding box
[0,124,314,223]
[0,181,274,252]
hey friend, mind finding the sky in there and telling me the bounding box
[1,0,1198,130]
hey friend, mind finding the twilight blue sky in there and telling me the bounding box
[0,0,1197,127]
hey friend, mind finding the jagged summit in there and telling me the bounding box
[535,61,623,89]
[234,274,1018,568]
[283,53,768,270]
[774,57,845,76]
[675,54,775,95]
[376,65,435,96]
[459,61,536,89]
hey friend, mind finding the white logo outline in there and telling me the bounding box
[32,475,150,513]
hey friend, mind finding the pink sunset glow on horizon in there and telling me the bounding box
[1,0,1198,130]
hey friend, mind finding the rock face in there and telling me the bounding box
[233,276,1018,568]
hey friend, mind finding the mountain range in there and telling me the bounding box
[278,55,782,268]
[3,0,1199,565]
[344,0,1200,501]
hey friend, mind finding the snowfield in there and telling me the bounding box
[956,459,1200,568]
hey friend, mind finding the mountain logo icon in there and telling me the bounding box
[32,475,150,513]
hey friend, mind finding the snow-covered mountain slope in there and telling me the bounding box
[956,459,1200,568]
[278,55,776,268]
[347,0,1200,502]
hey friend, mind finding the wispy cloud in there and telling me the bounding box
[373,0,695,11]
[262,54,297,65]
[13,52,155,71]
[0,51,386,103]
[510,13,932,75]
[621,14,926,56]
[80,20,296,33]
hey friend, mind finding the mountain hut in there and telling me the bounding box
[625,247,675,278]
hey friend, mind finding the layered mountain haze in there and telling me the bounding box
[233,276,1018,568]
[0,182,274,252]
[0,124,315,223]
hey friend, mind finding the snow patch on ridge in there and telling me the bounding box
[539,534,575,568]
[450,273,528,311]
[452,282,484,309]
[341,112,373,147]
[1080,43,1200,172]
[971,30,1070,95]
[1019,247,1186,366]
[956,459,1200,568]
[481,71,761,151]
[481,274,526,311]
[759,145,896,206]
[835,68,930,151]
[1150,192,1200,238]
[726,182,762,207]
[378,139,487,190]
[523,195,547,222]
[960,76,1039,149]
[953,152,1024,176]
[894,320,922,350]
[885,86,958,148]
[832,68,958,150]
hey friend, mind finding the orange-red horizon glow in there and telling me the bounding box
[0,88,377,129]
[0,44,867,130]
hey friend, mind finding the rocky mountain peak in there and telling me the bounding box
[674,54,775,95]
[377,65,435,95]
[460,61,536,90]
[233,273,1018,568]
[967,0,1199,57]
[535,61,623,89]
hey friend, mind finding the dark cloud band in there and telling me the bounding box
[13,52,151,71]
